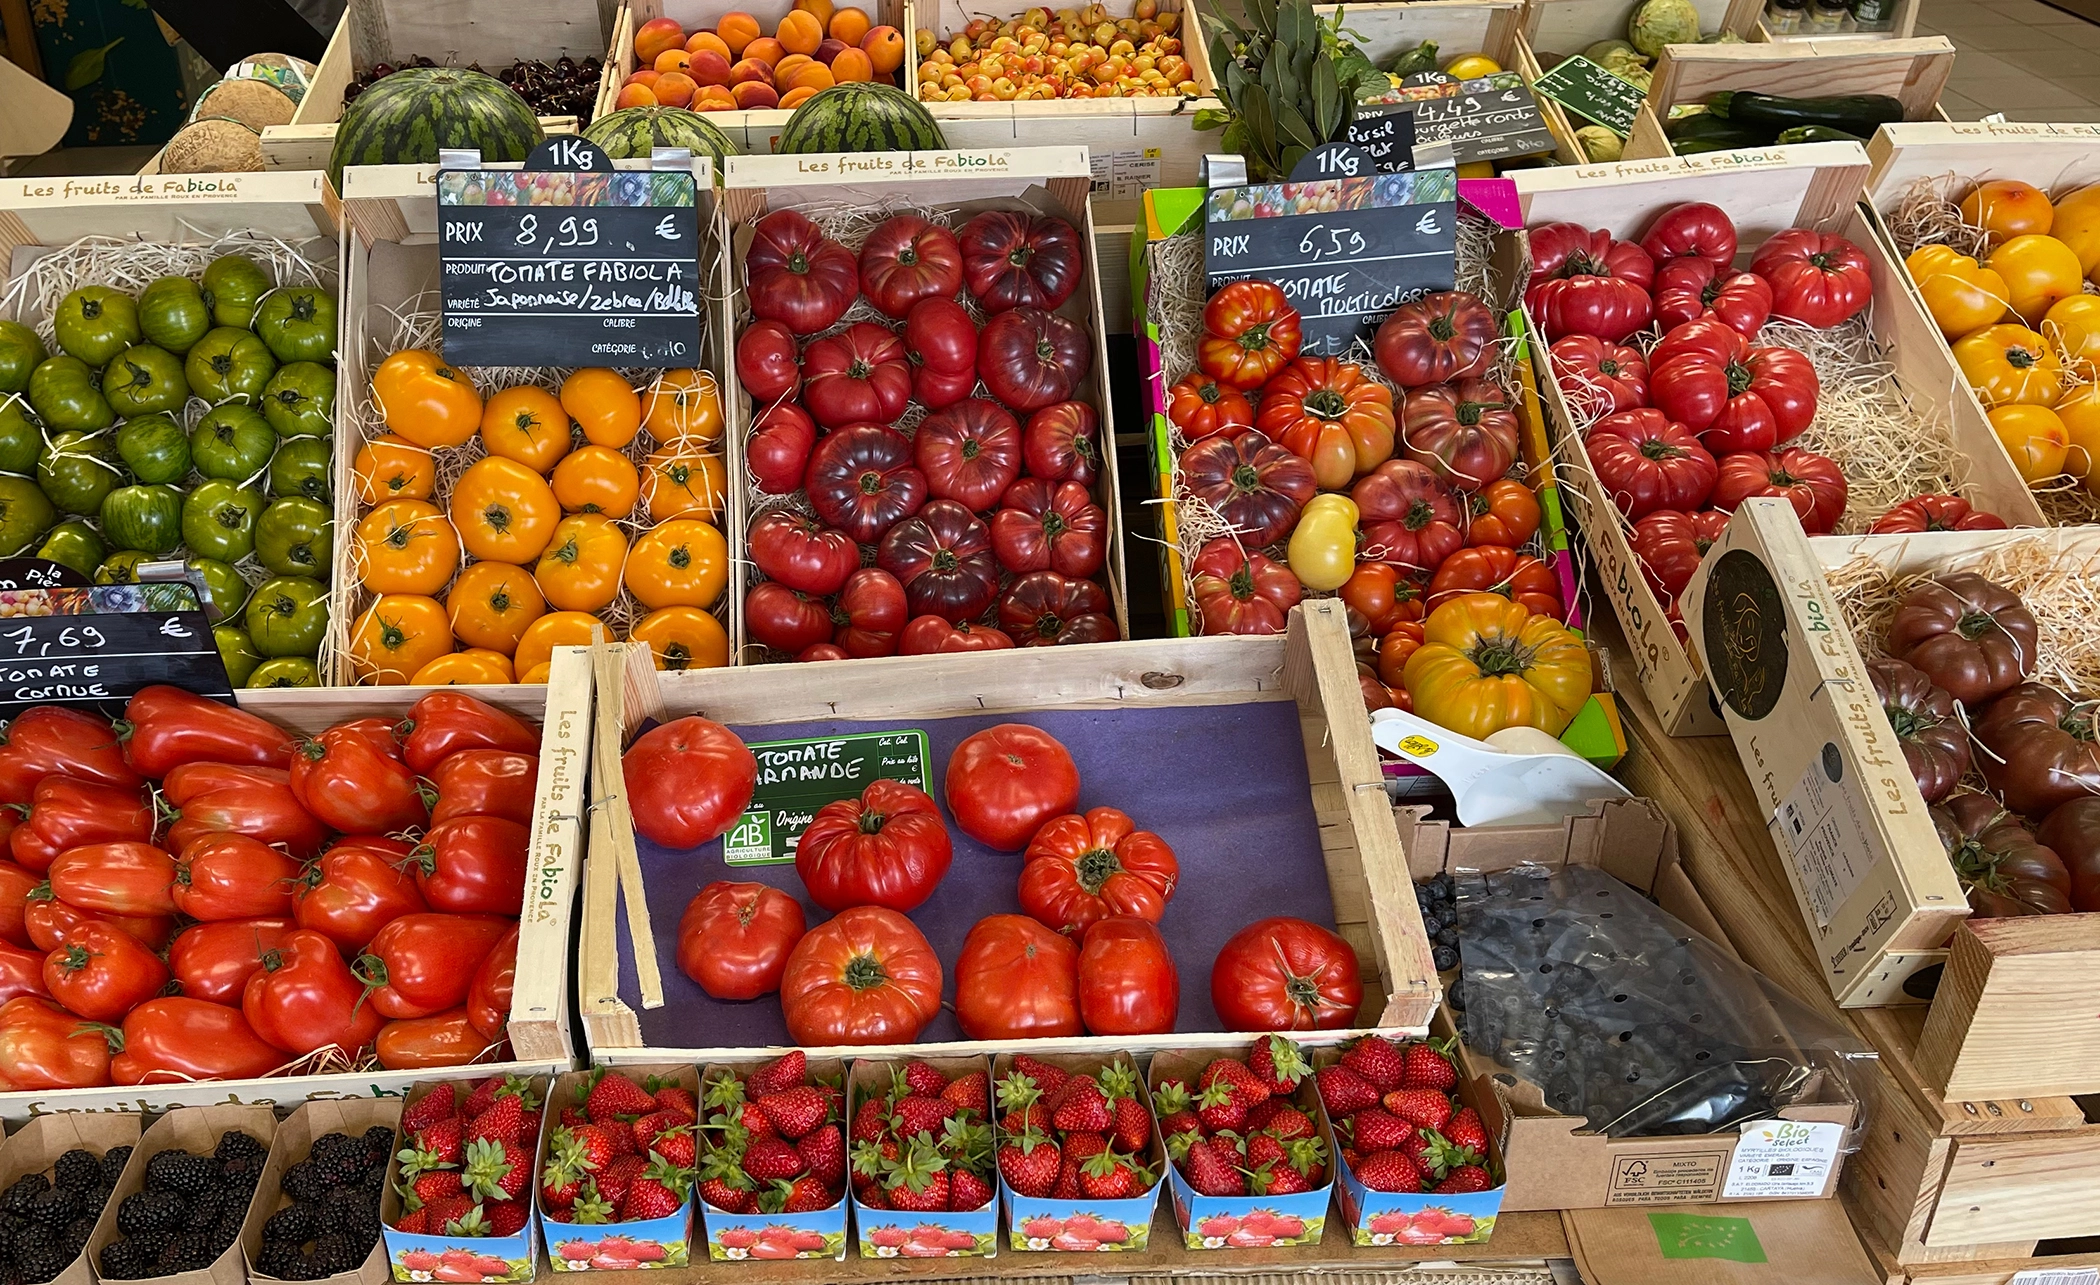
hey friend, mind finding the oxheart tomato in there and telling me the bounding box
[1023,401,1100,486]
[1465,478,1543,549]
[409,816,528,915]
[979,308,1090,412]
[905,297,978,409]
[112,996,283,1083]
[429,750,539,827]
[1885,572,2038,707]
[1018,806,1178,934]
[623,716,757,849]
[1180,430,1316,547]
[1709,448,1847,534]
[43,920,168,1021]
[1751,229,1873,328]
[1354,459,1462,572]
[806,425,928,545]
[750,510,858,596]
[747,582,835,656]
[1167,373,1254,441]
[1427,546,1564,620]
[877,500,1000,624]
[898,617,1015,653]
[0,995,116,1089]
[1524,222,1655,343]
[293,836,423,953]
[915,398,1022,510]
[1585,407,1719,520]
[1651,258,1774,337]
[1870,494,2010,534]
[779,906,943,1046]
[401,690,538,774]
[959,210,1083,313]
[291,719,428,834]
[1256,357,1397,489]
[118,685,293,777]
[676,880,806,1001]
[1650,318,1818,452]
[953,913,1080,1040]
[735,319,801,403]
[0,939,44,1003]
[0,861,30,947]
[944,723,1080,851]
[1210,916,1362,1031]
[0,706,142,806]
[168,917,294,1005]
[1869,657,1970,804]
[1638,201,1738,272]
[797,779,953,913]
[747,404,817,495]
[48,841,175,915]
[467,922,518,1038]
[1077,917,1178,1036]
[1549,334,1649,419]
[828,567,909,658]
[1199,281,1303,390]
[173,832,301,921]
[745,209,858,335]
[1630,508,1729,601]
[859,215,964,318]
[162,763,328,860]
[356,912,512,1019]
[243,927,385,1057]
[1938,791,2071,917]
[1401,379,1521,489]
[990,478,1106,579]
[1190,539,1302,636]
[802,323,912,429]
[999,571,1118,645]
[1373,292,1497,389]
[1979,685,2100,817]
[10,776,151,874]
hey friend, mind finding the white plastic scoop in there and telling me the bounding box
[1369,707,1631,827]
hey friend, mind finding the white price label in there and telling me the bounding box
[1721,1120,1843,1199]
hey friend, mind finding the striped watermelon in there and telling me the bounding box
[582,106,739,166]
[328,67,542,187]
[775,83,946,154]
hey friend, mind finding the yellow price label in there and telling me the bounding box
[1398,734,1439,756]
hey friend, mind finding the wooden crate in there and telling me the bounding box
[718,146,1128,659]
[1510,143,2044,739]
[259,0,611,172]
[1516,0,1746,153]
[1622,37,1953,160]
[578,600,1439,1061]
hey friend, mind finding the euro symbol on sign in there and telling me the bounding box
[159,617,191,639]
[1416,209,1443,235]
[654,215,683,241]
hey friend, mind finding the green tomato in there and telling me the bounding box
[245,575,328,657]
[185,327,277,404]
[36,519,104,578]
[261,362,334,439]
[247,657,320,687]
[190,404,277,482]
[0,321,46,395]
[214,623,263,687]
[94,550,147,584]
[0,474,56,557]
[138,276,211,355]
[193,556,252,620]
[100,483,185,556]
[28,356,114,433]
[255,496,332,579]
[36,430,121,515]
[52,286,140,366]
[268,436,331,502]
[0,396,44,475]
[115,413,193,485]
[102,345,190,418]
[254,287,337,365]
[182,480,263,563]
[202,255,272,330]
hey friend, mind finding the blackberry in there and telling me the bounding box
[11,1227,64,1283]
[213,1132,265,1165]
[279,1162,327,1204]
[87,1181,113,1214]
[57,1219,92,1266]
[23,1189,75,1229]
[117,1190,187,1235]
[51,1151,100,1194]
[218,1152,264,1184]
[0,1177,47,1219]
[211,1207,245,1254]
[96,1237,142,1281]
[262,1202,319,1245]
[145,1150,217,1197]
[163,1229,215,1273]
[100,1148,132,1186]
[361,1127,396,1167]
[309,1138,368,1190]
[359,1161,388,1191]
[309,1233,360,1275]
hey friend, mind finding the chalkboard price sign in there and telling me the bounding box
[0,559,87,591]
[1531,56,1648,137]
[438,138,703,369]
[723,731,931,866]
[1344,106,1418,172]
[0,594,230,715]
[1402,73,1557,164]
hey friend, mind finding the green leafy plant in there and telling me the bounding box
[1195,0,1388,180]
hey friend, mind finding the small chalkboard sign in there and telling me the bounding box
[1204,167,1459,356]
[0,597,230,714]
[437,137,703,369]
[0,558,88,591]
[1345,107,1417,173]
[723,730,931,866]
[1531,56,1648,137]
[1402,73,1557,164]
[1289,142,1382,182]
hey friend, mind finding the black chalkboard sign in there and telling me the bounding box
[0,595,230,714]
[1204,168,1459,356]
[1344,107,1417,173]
[1288,142,1382,182]
[437,138,704,369]
[1402,74,1557,164]
[1531,56,1647,137]
[0,558,89,591]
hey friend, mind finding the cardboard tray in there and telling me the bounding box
[243,1097,403,1285]
[1147,1044,1335,1252]
[86,1105,279,1285]
[845,1055,997,1260]
[695,1058,848,1261]
[541,1063,698,1268]
[992,1050,1163,1253]
[0,1112,143,1285]
[379,1076,551,1281]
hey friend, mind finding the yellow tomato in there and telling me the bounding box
[642,369,723,444]
[2054,182,2100,280]
[2059,384,2100,490]
[1960,179,2054,248]
[626,518,728,610]
[1986,234,2085,325]
[514,610,603,678]
[1905,244,2008,340]
[451,456,560,563]
[640,446,726,523]
[353,499,460,596]
[446,562,546,656]
[534,514,629,613]
[1403,592,1591,738]
[550,445,641,518]
[1286,494,1358,592]
[1989,403,2069,484]
[630,605,731,671]
[1443,54,1500,77]
[480,385,574,473]
[2044,294,2100,376]
[349,593,455,686]
[1953,323,2064,407]
[373,350,482,449]
[410,650,515,685]
[560,368,642,449]
[352,434,437,505]
[518,661,553,683]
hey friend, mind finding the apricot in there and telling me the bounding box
[731,79,781,108]
[653,48,693,73]
[830,46,874,80]
[779,85,819,108]
[652,70,697,105]
[689,49,733,85]
[829,6,871,45]
[634,16,687,63]
[624,68,661,87]
[817,36,847,63]
[744,36,786,66]
[863,25,905,73]
[717,12,761,55]
[794,0,836,29]
[783,59,835,92]
[696,84,739,109]
[614,82,659,108]
[772,53,814,84]
[686,30,733,61]
[777,8,824,54]
[730,57,774,84]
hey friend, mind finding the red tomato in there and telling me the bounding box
[467,922,519,1038]
[915,398,1022,511]
[117,686,294,778]
[1710,448,1849,534]
[291,719,428,834]
[1548,334,1650,419]
[1523,223,1656,343]
[999,571,1119,646]
[1400,378,1521,490]
[429,750,539,827]
[943,723,1081,851]
[173,833,302,921]
[877,501,1000,625]
[1585,407,1720,520]
[162,763,328,860]
[1650,318,1818,453]
[1077,917,1179,1036]
[748,510,858,597]
[830,567,909,659]
[1210,916,1363,1031]
[22,889,171,954]
[1023,401,1101,487]
[113,996,284,1083]
[43,920,169,1021]
[953,913,1081,1040]
[1190,540,1303,636]
[1017,806,1178,935]
[0,706,142,807]
[1427,546,1564,620]
[1651,258,1774,337]
[746,583,836,656]
[803,323,912,429]
[990,478,1107,580]
[168,917,294,1005]
[958,210,1083,313]
[1198,281,1303,390]
[859,215,965,318]
[1869,494,2009,534]
[905,296,978,405]
[1373,291,1498,389]
[745,209,858,335]
[0,938,48,1003]
[805,425,927,546]
[358,912,513,1018]
[294,836,424,953]
[778,906,943,1046]
[10,777,152,875]
[1638,201,1738,273]
[1751,228,1873,328]
[1181,430,1318,548]
[243,928,386,1057]
[48,842,176,915]
[0,995,114,1088]
[0,859,34,947]
[897,617,1016,654]
[735,319,802,402]
[797,779,953,914]
[675,880,806,1001]
[980,308,1090,412]
[1630,509,1730,601]
[402,691,539,774]
[409,817,528,915]
[622,716,756,849]
[747,404,818,495]
[1343,562,1426,635]
[376,1008,500,1070]
[1353,459,1464,572]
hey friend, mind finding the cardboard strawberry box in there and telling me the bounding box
[694,1057,848,1262]
[380,1075,551,1282]
[991,1052,1162,1253]
[846,1055,998,1259]
[1148,1040,1334,1251]
[538,1065,698,1270]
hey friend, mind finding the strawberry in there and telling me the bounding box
[1078,1149,1149,1200]
[1444,1106,1488,1154]
[486,1197,530,1237]
[559,1106,588,1128]
[1436,1164,1493,1193]
[1176,1134,1244,1197]
[594,1155,647,1207]
[741,1136,807,1182]
[1251,1158,1312,1195]
[649,1083,699,1120]
[796,1126,846,1186]
[747,1051,807,1097]
[1399,1037,1458,1092]
[697,1150,757,1214]
[1401,1130,1443,1178]
[392,1208,429,1235]
[633,1108,690,1155]
[422,1193,477,1234]
[1051,1159,1082,1200]
[404,1168,462,1210]
[461,1075,507,1118]
[1354,1149,1423,1193]
[584,1068,657,1122]
[1060,1131,1108,1168]
[883,1141,950,1212]
[1099,1062,1151,1153]
[1264,1103,1316,1141]
[1011,1054,1069,1096]
[1151,1081,1199,1140]
[621,1157,691,1220]
[1196,1079,1246,1134]
[560,1124,617,1174]
[648,1124,697,1170]
[1050,1075,1112,1132]
[1342,1035,1407,1093]
[411,1115,465,1168]
[942,1071,989,1115]
[775,1175,835,1213]
[1351,1106,1413,1153]
[468,1091,532,1148]
[755,1086,828,1139]
[859,1182,888,1210]
[1199,1057,1272,1111]
[850,1097,889,1144]
[902,1061,949,1098]
[1316,1063,1381,1118]
[570,1184,617,1225]
[851,1136,898,1191]
[1383,1088,1454,1133]
[1286,1135,1330,1186]
[891,1094,954,1140]
[1249,1035,1311,1095]
[996,1132,1061,1198]
[1243,1098,1281,1132]
[1243,1133,1288,1174]
[463,1137,529,1202]
[948,1168,993,1212]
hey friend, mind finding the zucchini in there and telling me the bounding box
[1674,136,1767,154]
[1707,90,1904,135]
[1388,40,1439,75]
[1775,125,1867,144]
[1665,111,1771,145]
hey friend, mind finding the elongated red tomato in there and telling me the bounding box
[162,763,328,860]
[1077,916,1179,1036]
[0,860,35,947]
[43,921,169,1022]
[622,717,756,849]
[676,881,805,1002]
[172,833,302,921]
[48,842,176,915]
[410,817,528,914]
[429,750,539,826]
[0,707,141,806]
[376,1008,500,1070]
[243,928,386,1057]
[21,887,170,953]
[467,923,519,1038]
[0,995,116,1089]
[0,938,49,1003]
[112,997,284,1084]
[400,691,540,775]
[10,778,152,874]
[796,779,953,914]
[168,918,295,1005]
[118,685,295,777]
[294,837,425,954]
[1017,807,1178,935]
[291,719,428,834]
[953,913,1081,1040]
[356,912,513,1019]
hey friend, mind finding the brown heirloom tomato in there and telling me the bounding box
[1867,658,1970,804]
[1976,683,2100,817]
[1935,791,2072,917]
[1885,573,2038,707]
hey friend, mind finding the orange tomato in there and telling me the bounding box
[829,6,871,45]
[519,662,553,683]
[353,434,437,505]
[446,561,546,655]
[560,369,642,449]
[626,519,727,610]
[640,446,725,523]
[1962,180,2054,248]
[411,650,515,685]
[534,514,630,613]
[353,499,460,596]
[480,385,574,473]
[514,611,603,679]
[373,350,482,449]
[2055,183,2100,281]
[1989,403,2069,484]
[451,457,560,564]
[1954,323,2064,407]
[642,369,723,444]
[718,12,762,55]
[778,8,824,55]
[631,606,730,671]
[1986,234,2085,325]
[2044,294,2100,376]
[2058,384,2100,485]
[862,26,904,74]
[350,594,455,686]
[551,445,642,518]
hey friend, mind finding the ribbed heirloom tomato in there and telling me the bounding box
[1401,379,1522,489]
[750,509,857,596]
[1374,291,1497,388]
[797,779,953,913]
[1000,572,1117,646]
[1585,407,1719,521]
[1210,916,1361,1031]
[779,905,943,1045]
[1651,259,1774,338]
[1549,334,1649,418]
[1190,539,1301,636]
[1256,357,1396,490]
[1353,459,1462,571]
[1180,430,1316,547]
[1018,806,1178,934]
[1466,479,1543,549]
[623,716,757,849]
[746,209,859,335]
[990,478,1106,579]
[859,215,964,318]
[916,398,1022,510]
[1751,230,1873,328]
[1639,202,1737,272]
[1199,281,1302,391]
[748,404,818,496]
[803,322,912,428]
[1710,448,1848,535]
[1406,592,1591,738]
[1166,373,1254,441]
[953,913,1080,1040]
[1023,401,1100,485]
[806,425,927,545]
[1631,509,1730,601]
[1650,317,1818,452]
[944,722,1080,851]
[958,210,1083,313]
[1342,561,1425,634]
[676,880,806,1001]
[979,308,1090,411]
[877,500,1000,624]
[736,319,802,403]
[899,617,1014,653]
[1523,224,1655,343]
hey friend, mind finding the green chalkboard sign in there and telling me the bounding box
[722,731,931,866]
[1531,56,1649,138]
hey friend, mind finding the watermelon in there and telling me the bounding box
[582,106,739,166]
[775,83,946,155]
[328,67,543,188]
